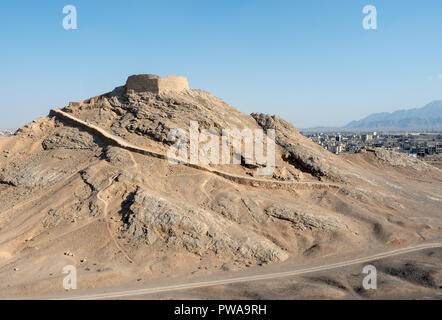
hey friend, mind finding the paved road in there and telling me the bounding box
[60,242,441,300]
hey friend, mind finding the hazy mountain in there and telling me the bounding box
[345,100,442,131]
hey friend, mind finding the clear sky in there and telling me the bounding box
[0,0,441,129]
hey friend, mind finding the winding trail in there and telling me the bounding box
[97,176,134,264]
[96,151,139,265]
[127,150,138,170]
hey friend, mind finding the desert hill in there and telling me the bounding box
[0,74,441,297]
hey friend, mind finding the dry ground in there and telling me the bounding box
[0,84,441,299]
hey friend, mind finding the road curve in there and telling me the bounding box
[60,242,441,300]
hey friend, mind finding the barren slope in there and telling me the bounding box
[0,76,441,297]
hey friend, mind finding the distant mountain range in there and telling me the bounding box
[302,100,442,132]
[344,100,442,131]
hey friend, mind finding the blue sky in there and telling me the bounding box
[0,0,441,129]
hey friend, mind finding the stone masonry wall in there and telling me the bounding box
[126,74,189,94]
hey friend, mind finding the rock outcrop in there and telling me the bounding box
[123,189,288,264]
[264,206,341,231]
[372,148,439,171]
[251,113,343,179]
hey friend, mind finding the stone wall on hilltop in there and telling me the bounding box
[126,74,189,94]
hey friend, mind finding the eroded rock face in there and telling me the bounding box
[15,117,55,139]
[104,146,133,166]
[373,148,438,171]
[0,154,72,188]
[67,84,263,153]
[42,127,98,150]
[264,206,341,231]
[251,113,342,179]
[272,166,303,181]
[123,189,288,264]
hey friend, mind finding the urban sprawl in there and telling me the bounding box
[301,131,442,158]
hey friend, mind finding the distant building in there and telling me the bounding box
[329,145,342,154]
[301,131,442,157]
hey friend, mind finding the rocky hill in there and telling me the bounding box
[0,74,441,297]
